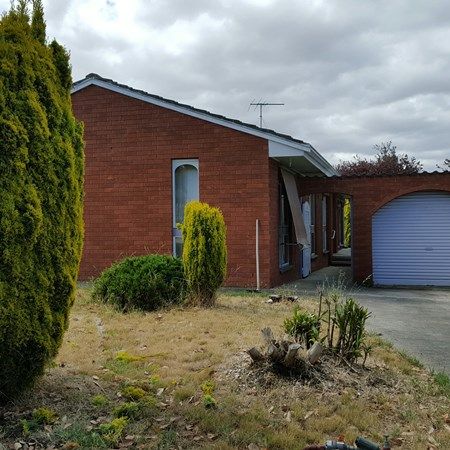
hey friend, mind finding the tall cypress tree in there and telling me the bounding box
[0,1,84,401]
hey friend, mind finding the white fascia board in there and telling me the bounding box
[72,78,311,151]
[268,140,306,158]
[308,145,338,176]
[269,140,337,177]
[303,150,338,177]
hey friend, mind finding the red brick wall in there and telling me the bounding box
[72,86,275,287]
[298,173,450,283]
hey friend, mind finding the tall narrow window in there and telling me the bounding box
[279,183,291,269]
[310,194,316,255]
[172,159,199,257]
[322,195,328,253]
[337,199,344,247]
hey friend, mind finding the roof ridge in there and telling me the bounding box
[72,73,308,146]
[303,170,450,180]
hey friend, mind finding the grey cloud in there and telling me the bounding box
[0,0,449,168]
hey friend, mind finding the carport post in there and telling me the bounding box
[256,219,260,291]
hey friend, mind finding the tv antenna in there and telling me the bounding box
[250,101,284,128]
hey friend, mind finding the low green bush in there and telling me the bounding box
[284,308,319,349]
[98,417,128,446]
[114,402,140,419]
[92,255,186,311]
[121,386,146,400]
[333,298,371,362]
[32,407,57,425]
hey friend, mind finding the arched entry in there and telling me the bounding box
[372,191,450,286]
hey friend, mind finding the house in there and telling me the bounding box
[71,74,450,288]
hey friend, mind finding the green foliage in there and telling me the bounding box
[433,371,450,397]
[284,308,319,349]
[201,379,217,408]
[158,429,178,448]
[98,417,128,445]
[31,0,45,44]
[32,407,57,424]
[115,350,144,363]
[114,402,140,419]
[20,407,57,436]
[0,1,84,401]
[333,298,371,362]
[52,423,108,448]
[91,394,109,407]
[201,380,216,396]
[20,419,36,436]
[343,198,351,247]
[140,394,158,408]
[203,394,217,409]
[121,385,146,400]
[92,255,186,311]
[181,201,227,306]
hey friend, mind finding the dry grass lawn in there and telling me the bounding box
[0,286,449,449]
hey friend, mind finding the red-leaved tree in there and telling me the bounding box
[336,141,423,176]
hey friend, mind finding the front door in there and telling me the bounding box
[302,201,311,277]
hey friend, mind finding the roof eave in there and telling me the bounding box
[71,77,312,151]
[72,76,337,177]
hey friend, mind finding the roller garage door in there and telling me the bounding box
[372,191,450,286]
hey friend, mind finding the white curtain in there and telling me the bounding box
[175,164,199,224]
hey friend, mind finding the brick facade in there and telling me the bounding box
[72,84,449,288]
[298,173,450,283]
[72,85,278,287]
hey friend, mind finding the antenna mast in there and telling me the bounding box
[250,102,284,128]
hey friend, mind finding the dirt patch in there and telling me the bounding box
[218,351,399,397]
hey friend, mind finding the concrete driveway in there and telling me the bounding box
[288,267,450,374]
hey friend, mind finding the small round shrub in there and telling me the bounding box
[92,255,186,311]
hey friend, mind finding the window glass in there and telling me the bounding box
[279,183,291,268]
[322,196,328,253]
[173,160,199,257]
[174,164,199,225]
[310,194,316,255]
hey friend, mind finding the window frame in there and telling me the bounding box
[278,181,292,271]
[310,194,316,257]
[322,195,328,253]
[172,159,199,257]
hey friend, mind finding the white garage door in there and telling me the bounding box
[372,191,450,286]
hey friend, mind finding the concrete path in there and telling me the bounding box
[288,267,450,374]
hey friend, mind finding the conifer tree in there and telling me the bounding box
[0,1,84,401]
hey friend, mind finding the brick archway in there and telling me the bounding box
[297,172,450,283]
[371,187,450,215]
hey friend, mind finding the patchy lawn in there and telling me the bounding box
[0,286,449,449]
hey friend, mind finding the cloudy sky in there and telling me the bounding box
[2,0,449,169]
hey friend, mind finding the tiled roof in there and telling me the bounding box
[303,170,449,180]
[73,73,309,147]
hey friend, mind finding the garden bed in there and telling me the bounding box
[0,286,448,449]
